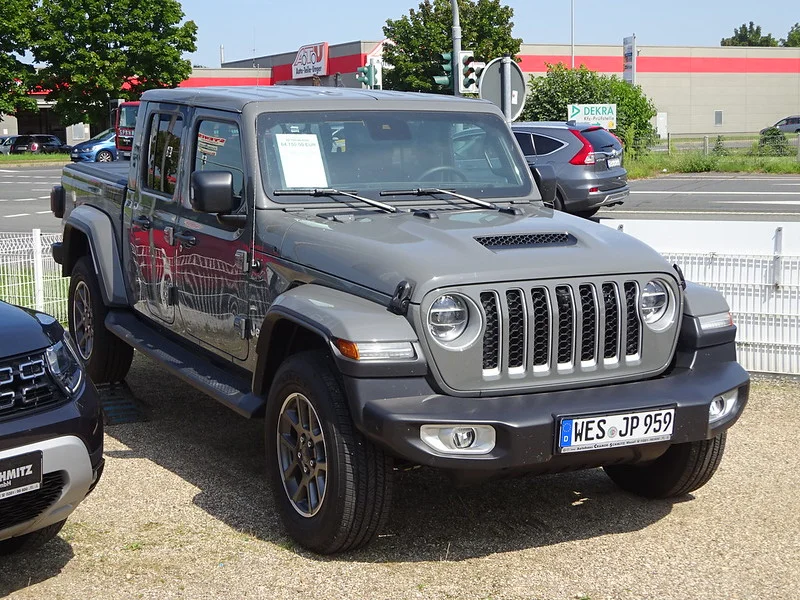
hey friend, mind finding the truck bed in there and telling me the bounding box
[64,160,129,188]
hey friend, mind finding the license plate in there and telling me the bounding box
[0,451,43,500]
[558,408,674,453]
[607,157,621,168]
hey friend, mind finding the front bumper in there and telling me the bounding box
[343,343,748,481]
[0,436,100,541]
[70,150,95,162]
[0,381,104,540]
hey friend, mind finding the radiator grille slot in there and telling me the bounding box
[579,284,597,363]
[555,286,575,365]
[624,282,641,356]
[530,288,550,367]
[480,292,500,371]
[602,283,620,360]
[506,290,526,370]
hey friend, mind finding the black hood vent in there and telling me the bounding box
[475,232,576,250]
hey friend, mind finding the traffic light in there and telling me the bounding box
[369,59,382,90]
[433,52,453,89]
[356,64,375,88]
[459,51,478,94]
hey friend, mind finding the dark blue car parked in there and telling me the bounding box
[70,129,116,163]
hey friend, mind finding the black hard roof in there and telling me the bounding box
[141,86,493,113]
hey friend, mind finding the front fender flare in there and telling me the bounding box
[252,284,425,395]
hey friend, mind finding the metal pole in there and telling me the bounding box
[451,0,462,97]
[501,56,512,122]
[32,228,44,312]
[570,0,575,69]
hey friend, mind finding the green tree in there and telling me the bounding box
[0,0,37,120]
[521,64,657,155]
[30,0,197,128]
[382,0,522,93]
[781,23,800,47]
[720,22,778,46]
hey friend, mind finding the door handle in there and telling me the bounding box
[133,215,151,230]
[174,231,197,247]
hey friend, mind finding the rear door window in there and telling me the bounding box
[531,134,564,155]
[144,112,184,197]
[580,128,622,153]
[513,132,535,155]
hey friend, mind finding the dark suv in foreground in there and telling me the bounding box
[0,301,103,554]
[512,122,629,218]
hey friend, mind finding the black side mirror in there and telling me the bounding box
[531,164,557,207]
[190,171,236,214]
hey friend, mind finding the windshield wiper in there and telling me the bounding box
[273,188,398,213]
[380,188,521,215]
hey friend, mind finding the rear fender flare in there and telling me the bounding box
[62,205,127,306]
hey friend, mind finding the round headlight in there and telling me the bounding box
[640,280,669,325]
[428,294,469,342]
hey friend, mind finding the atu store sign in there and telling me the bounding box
[292,42,329,79]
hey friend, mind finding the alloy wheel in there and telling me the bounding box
[276,392,328,517]
[72,280,94,360]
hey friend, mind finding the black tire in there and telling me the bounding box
[574,207,600,219]
[604,433,727,499]
[553,190,565,212]
[68,256,133,383]
[265,350,393,554]
[0,520,66,555]
[95,150,113,162]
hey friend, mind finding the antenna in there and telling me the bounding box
[219,44,224,67]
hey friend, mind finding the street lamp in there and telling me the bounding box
[571,0,575,69]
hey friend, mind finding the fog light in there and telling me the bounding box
[709,388,739,425]
[709,398,725,419]
[452,427,476,449]
[420,424,496,455]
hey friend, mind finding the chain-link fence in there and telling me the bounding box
[0,230,69,323]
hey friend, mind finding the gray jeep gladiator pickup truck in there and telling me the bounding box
[51,86,749,554]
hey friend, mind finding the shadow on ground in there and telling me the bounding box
[0,537,74,595]
[105,355,677,562]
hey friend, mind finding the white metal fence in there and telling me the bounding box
[0,229,69,323]
[0,226,798,375]
[664,253,800,374]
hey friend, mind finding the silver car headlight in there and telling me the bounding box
[428,294,469,342]
[45,332,84,396]
[640,279,673,329]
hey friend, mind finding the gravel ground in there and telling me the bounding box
[2,356,798,600]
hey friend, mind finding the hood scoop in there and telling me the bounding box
[475,232,577,250]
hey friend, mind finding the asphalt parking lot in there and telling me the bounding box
[1,355,798,600]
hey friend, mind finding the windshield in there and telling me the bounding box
[119,105,139,128]
[90,128,114,142]
[256,110,534,203]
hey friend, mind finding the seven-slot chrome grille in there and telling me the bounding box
[422,275,680,393]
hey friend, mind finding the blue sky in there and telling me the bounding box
[185,0,797,67]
